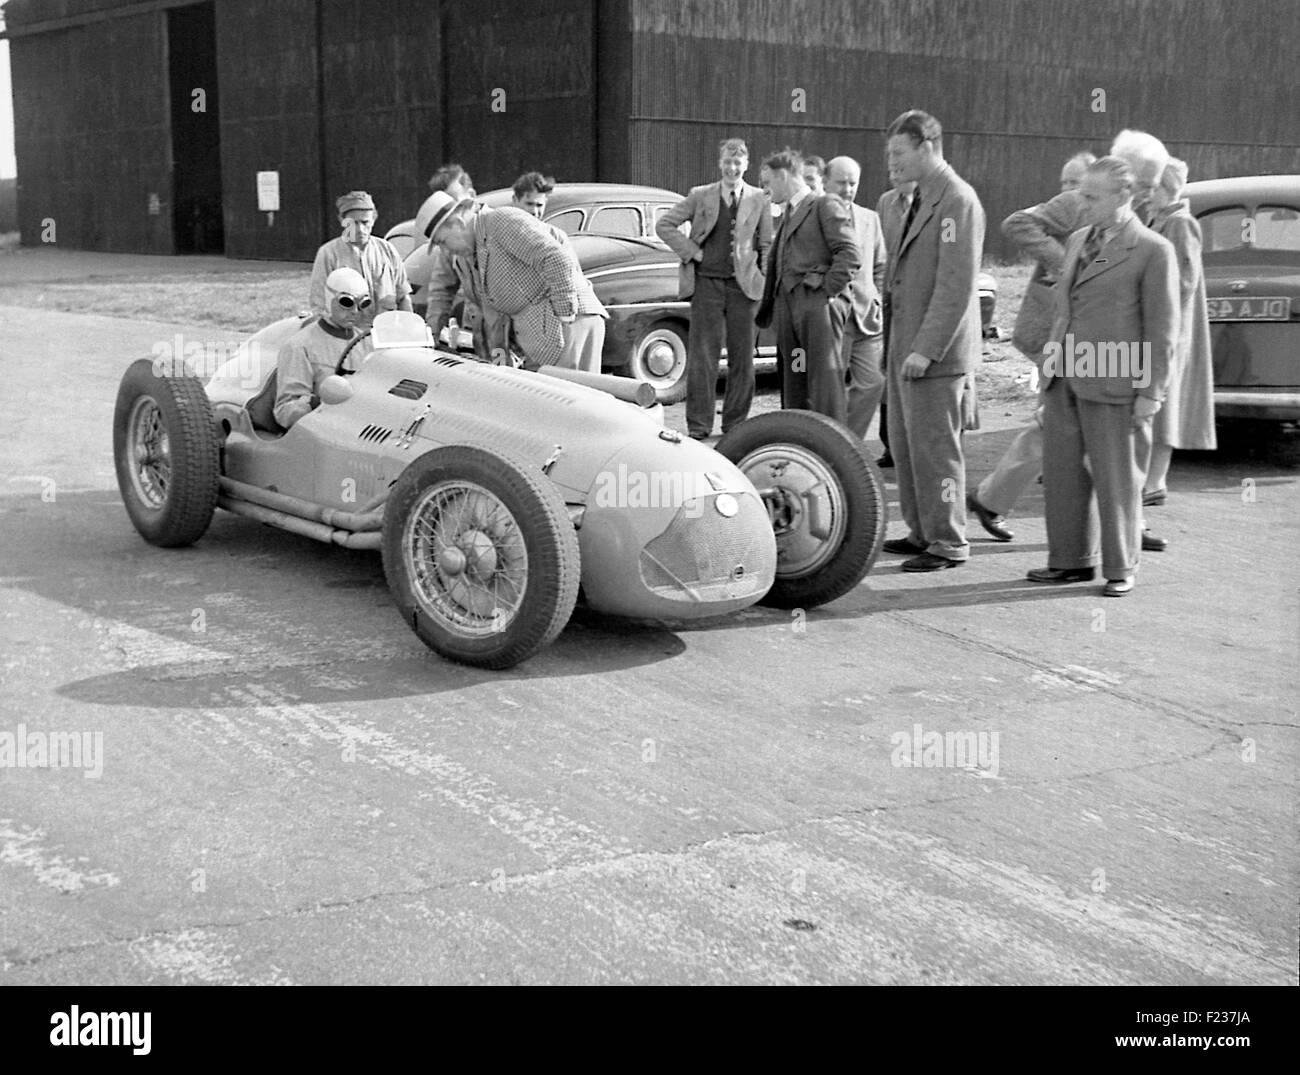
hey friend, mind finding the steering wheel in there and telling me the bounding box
[335,330,372,376]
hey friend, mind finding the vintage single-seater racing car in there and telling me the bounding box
[113,312,886,669]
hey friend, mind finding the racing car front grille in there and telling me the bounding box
[639,493,774,602]
[358,424,394,444]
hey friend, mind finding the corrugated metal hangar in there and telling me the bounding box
[3,0,1298,261]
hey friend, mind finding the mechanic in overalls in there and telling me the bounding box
[308,190,413,330]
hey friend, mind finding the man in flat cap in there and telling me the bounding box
[424,190,607,372]
[309,190,412,330]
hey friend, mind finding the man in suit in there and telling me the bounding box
[824,156,888,439]
[874,177,917,467]
[1027,156,1179,597]
[424,191,607,372]
[755,148,860,424]
[879,110,986,572]
[656,138,772,439]
[967,153,1093,543]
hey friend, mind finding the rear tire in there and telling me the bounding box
[715,410,886,608]
[113,358,220,547]
[382,445,581,669]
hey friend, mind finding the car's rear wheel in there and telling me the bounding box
[715,411,886,608]
[382,445,580,669]
[627,321,689,404]
[112,358,221,547]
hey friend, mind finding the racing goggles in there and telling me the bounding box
[336,293,373,310]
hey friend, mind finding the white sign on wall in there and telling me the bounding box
[256,171,280,212]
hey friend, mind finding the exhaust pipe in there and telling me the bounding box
[535,366,657,408]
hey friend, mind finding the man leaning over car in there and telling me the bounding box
[424,191,607,372]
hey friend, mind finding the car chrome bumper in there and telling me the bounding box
[1214,389,1300,421]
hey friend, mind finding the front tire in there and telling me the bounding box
[112,358,220,547]
[382,445,581,669]
[715,411,886,608]
[627,321,689,404]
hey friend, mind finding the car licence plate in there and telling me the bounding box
[1206,296,1292,321]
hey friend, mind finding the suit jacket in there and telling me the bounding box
[1002,189,1087,360]
[655,181,771,301]
[756,192,860,328]
[470,207,606,367]
[1045,215,1179,404]
[884,161,985,377]
[843,202,887,336]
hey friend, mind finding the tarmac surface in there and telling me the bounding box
[0,287,1296,985]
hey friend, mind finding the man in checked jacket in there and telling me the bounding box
[422,190,607,371]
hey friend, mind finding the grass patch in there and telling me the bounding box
[3,269,310,333]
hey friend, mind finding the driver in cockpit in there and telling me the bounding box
[274,267,370,429]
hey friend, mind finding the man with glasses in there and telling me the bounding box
[309,191,411,330]
[275,267,370,429]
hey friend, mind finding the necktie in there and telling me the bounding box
[903,191,920,240]
[773,206,789,277]
[1080,228,1104,270]
[729,191,738,211]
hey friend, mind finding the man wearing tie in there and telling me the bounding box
[755,148,861,424]
[656,138,772,439]
[880,110,986,572]
[1028,156,1178,597]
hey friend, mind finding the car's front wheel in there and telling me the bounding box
[112,358,221,547]
[627,321,689,404]
[382,445,581,669]
[715,411,886,608]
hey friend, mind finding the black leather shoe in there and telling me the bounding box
[1142,530,1168,552]
[877,453,894,468]
[688,431,710,441]
[1026,566,1096,584]
[1104,578,1134,597]
[883,537,927,555]
[966,492,1014,542]
[902,552,962,572]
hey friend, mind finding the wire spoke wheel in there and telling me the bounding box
[126,396,172,509]
[406,481,530,636]
[113,359,220,547]
[383,445,580,669]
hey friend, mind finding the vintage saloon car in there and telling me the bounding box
[1184,174,1300,422]
[113,313,886,670]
